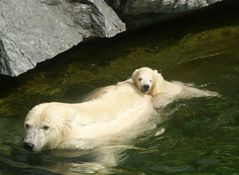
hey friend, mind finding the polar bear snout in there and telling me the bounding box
[23,126,48,152]
[138,80,152,94]
[23,128,38,151]
[23,141,35,151]
[142,84,150,92]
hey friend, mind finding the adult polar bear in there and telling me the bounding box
[23,81,155,152]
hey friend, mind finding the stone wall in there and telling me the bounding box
[0,0,225,77]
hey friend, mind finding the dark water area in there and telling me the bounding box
[1,2,239,175]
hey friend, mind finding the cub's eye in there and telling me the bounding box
[138,77,142,81]
[42,125,49,130]
[25,123,30,129]
[149,80,153,83]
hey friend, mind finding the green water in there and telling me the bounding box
[1,3,239,175]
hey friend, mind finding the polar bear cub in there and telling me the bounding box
[131,67,181,96]
[130,67,218,108]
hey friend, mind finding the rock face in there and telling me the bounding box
[0,0,126,77]
[106,0,223,27]
[108,0,223,15]
[0,0,225,77]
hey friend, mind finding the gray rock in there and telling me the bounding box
[0,0,126,77]
[106,0,223,27]
[122,0,223,14]
[0,0,226,77]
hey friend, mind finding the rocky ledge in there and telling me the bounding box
[0,0,125,77]
[106,0,223,28]
[0,0,224,76]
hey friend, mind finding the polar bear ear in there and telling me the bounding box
[151,70,165,95]
[153,69,162,81]
[153,69,163,78]
[131,68,139,83]
[155,72,164,82]
[132,68,139,76]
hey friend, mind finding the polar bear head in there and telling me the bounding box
[131,67,164,95]
[23,103,71,152]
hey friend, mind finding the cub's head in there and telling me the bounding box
[131,67,164,95]
[23,103,69,152]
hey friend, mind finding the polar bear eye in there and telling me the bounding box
[138,77,142,81]
[149,80,153,83]
[42,125,49,130]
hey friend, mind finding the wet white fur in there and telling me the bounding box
[24,82,154,152]
[130,67,219,108]
[24,67,218,152]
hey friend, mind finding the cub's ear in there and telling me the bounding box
[131,68,139,81]
[151,70,164,95]
[132,68,139,77]
[153,69,159,79]
[153,69,163,80]
[154,72,164,82]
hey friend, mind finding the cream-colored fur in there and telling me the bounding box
[23,82,154,152]
[130,67,181,96]
[23,67,218,152]
[130,67,219,108]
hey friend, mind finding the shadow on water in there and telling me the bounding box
[1,1,239,175]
